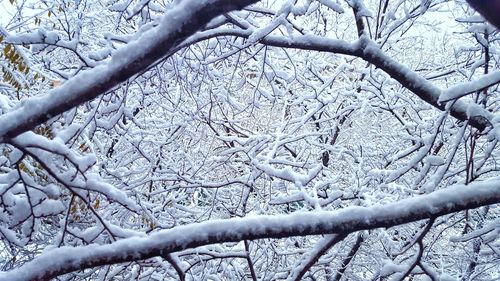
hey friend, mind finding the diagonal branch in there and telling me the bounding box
[1,2,493,140]
[331,232,364,281]
[1,178,499,281]
[0,0,259,141]
[357,36,494,131]
[288,234,347,281]
[190,28,494,131]
[439,70,500,102]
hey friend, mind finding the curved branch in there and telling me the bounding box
[2,1,491,141]
[191,29,494,131]
[357,36,493,131]
[1,178,499,280]
[0,0,259,140]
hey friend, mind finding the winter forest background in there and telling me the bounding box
[0,0,499,280]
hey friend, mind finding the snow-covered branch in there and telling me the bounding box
[217,29,495,131]
[1,178,498,280]
[0,0,498,279]
[439,70,500,102]
[0,0,259,141]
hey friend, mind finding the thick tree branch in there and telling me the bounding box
[192,29,494,131]
[466,0,500,29]
[1,178,499,280]
[1,3,492,141]
[0,0,259,141]
[357,36,493,131]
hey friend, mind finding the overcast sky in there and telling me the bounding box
[0,1,15,26]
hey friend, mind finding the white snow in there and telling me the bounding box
[1,178,498,280]
[439,70,500,102]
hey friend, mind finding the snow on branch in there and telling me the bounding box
[1,178,499,280]
[287,234,346,281]
[200,28,494,131]
[356,36,494,131]
[439,70,500,102]
[0,0,259,141]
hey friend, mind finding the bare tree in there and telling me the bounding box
[0,0,498,280]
